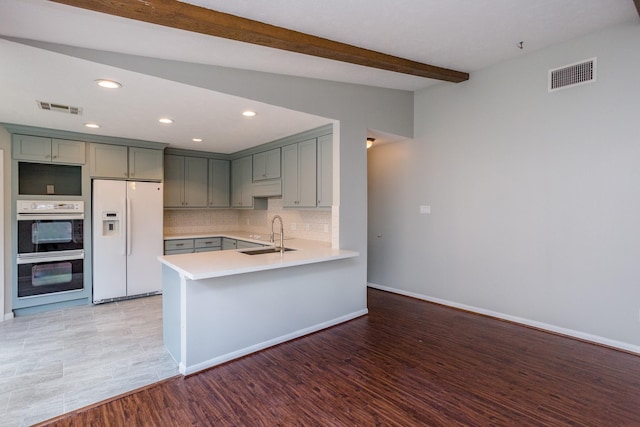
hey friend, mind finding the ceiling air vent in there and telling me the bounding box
[36,101,83,115]
[548,58,596,92]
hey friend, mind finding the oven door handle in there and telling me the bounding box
[17,213,84,221]
[17,250,84,264]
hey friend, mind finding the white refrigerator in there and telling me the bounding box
[92,180,163,303]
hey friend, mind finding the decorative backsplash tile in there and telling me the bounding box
[164,199,332,242]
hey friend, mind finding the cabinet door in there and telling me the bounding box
[240,157,253,207]
[129,147,163,181]
[184,156,208,207]
[252,151,267,181]
[209,159,230,207]
[297,138,317,207]
[164,155,185,207]
[89,143,128,178]
[231,156,252,208]
[231,158,243,208]
[281,143,299,207]
[222,238,237,250]
[316,134,332,207]
[253,148,281,181]
[12,135,52,162]
[52,139,85,164]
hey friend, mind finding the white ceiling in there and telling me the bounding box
[0,0,637,152]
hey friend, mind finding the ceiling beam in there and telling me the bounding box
[49,0,469,83]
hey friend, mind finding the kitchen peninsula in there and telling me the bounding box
[159,234,361,375]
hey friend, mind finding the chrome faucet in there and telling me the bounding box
[270,215,284,253]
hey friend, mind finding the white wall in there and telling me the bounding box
[369,23,640,350]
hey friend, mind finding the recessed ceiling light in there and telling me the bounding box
[84,123,100,129]
[159,118,174,124]
[95,79,122,89]
[192,138,203,142]
[242,110,256,117]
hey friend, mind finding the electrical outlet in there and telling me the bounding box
[291,223,297,231]
[419,205,431,214]
[323,224,329,233]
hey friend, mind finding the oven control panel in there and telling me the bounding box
[17,200,84,215]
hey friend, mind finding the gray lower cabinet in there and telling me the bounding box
[13,134,86,164]
[282,138,317,208]
[222,238,238,250]
[237,240,264,249]
[164,239,195,255]
[231,156,253,208]
[90,144,163,180]
[164,155,208,207]
[208,159,230,207]
[194,237,222,252]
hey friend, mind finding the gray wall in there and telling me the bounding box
[368,23,640,350]
[1,40,415,317]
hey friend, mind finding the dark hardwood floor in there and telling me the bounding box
[39,288,640,426]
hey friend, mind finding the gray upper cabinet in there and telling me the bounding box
[13,134,85,164]
[253,148,281,181]
[90,144,128,178]
[231,156,253,208]
[316,134,333,208]
[282,138,317,208]
[90,143,163,180]
[128,147,163,181]
[208,158,230,208]
[164,155,208,207]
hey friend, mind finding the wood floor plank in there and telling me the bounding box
[38,288,640,426]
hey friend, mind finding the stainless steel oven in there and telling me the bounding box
[16,200,85,299]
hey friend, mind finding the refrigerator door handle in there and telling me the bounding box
[121,198,127,256]
[127,197,132,256]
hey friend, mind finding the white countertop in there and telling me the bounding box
[159,233,359,280]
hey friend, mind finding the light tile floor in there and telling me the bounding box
[0,296,178,427]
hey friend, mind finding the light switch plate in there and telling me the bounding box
[419,205,431,214]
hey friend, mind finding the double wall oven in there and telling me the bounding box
[16,200,85,299]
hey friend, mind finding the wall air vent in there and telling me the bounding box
[36,101,83,115]
[548,58,596,92]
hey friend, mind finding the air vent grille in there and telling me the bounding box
[36,101,83,115]
[548,58,596,92]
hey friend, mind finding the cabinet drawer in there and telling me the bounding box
[194,247,221,253]
[164,239,194,251]
[194,237,222,249]
[165,248,195,255]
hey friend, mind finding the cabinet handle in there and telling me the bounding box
[176,243,184,247]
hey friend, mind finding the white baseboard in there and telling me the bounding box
[367,282,640,355]
[181,308,369,375]
[2,312,14,321]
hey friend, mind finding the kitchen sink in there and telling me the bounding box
[241,247,296,255]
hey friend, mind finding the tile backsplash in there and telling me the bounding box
[164,198,332,242]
